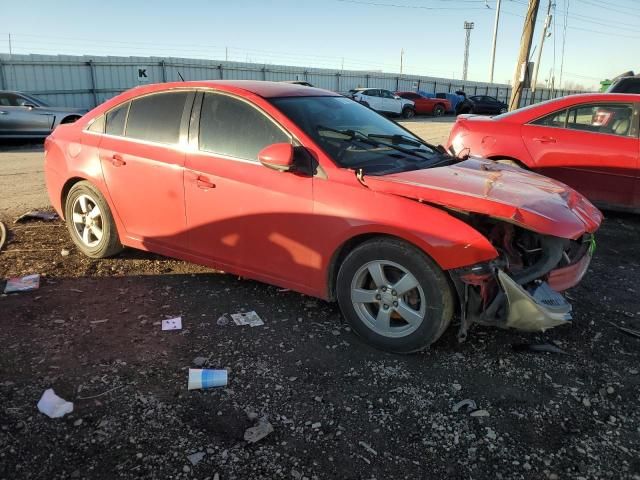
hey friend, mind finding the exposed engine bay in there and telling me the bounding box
[449,214,595,341]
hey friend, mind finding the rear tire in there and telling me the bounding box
[402,107,415,119]
[432,104,445,117]
[64,181,123,258]
[336,238,454,353]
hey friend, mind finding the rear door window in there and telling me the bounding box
[125,92,188,144]
[198,92,289,162]
[566,103,634,136]
[105,102,130,136]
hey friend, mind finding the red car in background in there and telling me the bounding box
[45,81,601,353]
[447,93,640,211]
[396,91,451,116]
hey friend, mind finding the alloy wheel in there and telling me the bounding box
[71,194,104,248]
[350,260,426,338]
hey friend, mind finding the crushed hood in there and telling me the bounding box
[364,157,602,239]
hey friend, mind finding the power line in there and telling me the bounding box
[336,0,488,9]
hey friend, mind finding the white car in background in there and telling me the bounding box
[348,88,415,118]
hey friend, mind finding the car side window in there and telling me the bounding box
[364,90,377,97]
[486,96,498,103]
[0,93,21,106]
[381,90,394,99]
[199,92,290,162]
[88,115,106,133]
[566,103,634,137]
[105,102,130,137]
[531,109,567,127]
[125,92,188,144]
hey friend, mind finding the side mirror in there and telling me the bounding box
[23,104,37,109]
[394,95,401,100]
[258,143,294,172]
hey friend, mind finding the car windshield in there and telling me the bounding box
[270,96,446,175]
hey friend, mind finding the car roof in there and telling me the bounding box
[497,92,640,122]
[124,80,340,99]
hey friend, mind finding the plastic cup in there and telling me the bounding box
[188,368,228,390]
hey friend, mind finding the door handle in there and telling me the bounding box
[196,176,216,190]
[533,136,556,144]
[111,154,126,167]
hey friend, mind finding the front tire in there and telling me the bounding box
[65,181,123,258]
[402,107,415,119]
[336,238,454,353]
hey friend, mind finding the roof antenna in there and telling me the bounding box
[177,71,185,82]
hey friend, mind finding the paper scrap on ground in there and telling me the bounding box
[188,368,228,390]
[4,274,40,293]
[15,210,58,223]
[231,311,264,327]
[161,317,182,331]
[37,388,74,418]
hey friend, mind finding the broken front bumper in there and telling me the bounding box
[497,270,572,332]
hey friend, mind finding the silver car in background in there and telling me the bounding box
[0,91,86,139]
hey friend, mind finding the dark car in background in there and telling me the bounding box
[455,94,508,115]
[606,73,640,94]
[0,90,86,139]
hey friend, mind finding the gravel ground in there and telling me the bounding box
[1,117,639,479]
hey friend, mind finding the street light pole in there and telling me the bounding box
[462,22,474,81]
[489,0,502,83]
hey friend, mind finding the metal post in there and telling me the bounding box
[462,21,474,81]
[336,72,340,92]
[0,59,6,90]
[261,66,266,81]
[489,0,502,83]
[218,64,224,80]
[365,74,370,87]
[87,60,98,108]
[395,76,399,91]
[417,79,421,91]
[161,60,167,82]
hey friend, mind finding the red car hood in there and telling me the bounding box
[364,158,602,239]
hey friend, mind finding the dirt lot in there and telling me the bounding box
[1,118,639,480]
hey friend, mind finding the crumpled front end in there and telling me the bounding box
[448,215,595,341]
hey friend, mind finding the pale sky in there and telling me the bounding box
[2,0,638,89]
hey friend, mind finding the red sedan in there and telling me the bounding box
[396,92,451,116]
[45,81,601,353]
[447,93,640,211]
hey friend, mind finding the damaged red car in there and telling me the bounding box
[44,81,602,353]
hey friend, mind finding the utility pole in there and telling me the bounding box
[462,22,474,81]
[509,0,540,111]
[225,47,228,62]
[8,33,12,55]
[400,48,404,74]
[489,0,502,83]
[530,0,552,102]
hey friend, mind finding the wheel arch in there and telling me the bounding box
[486,155,530,169]
[60,176,88,220]
[60,115,82,124]
[326,232,461,302]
